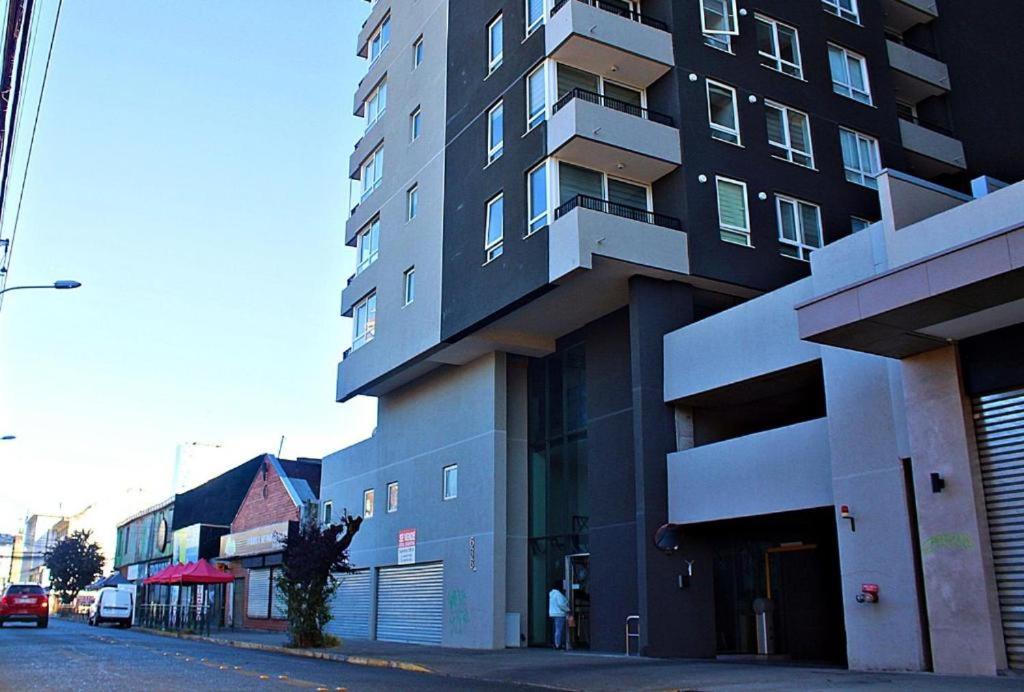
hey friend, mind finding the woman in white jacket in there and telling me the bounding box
[548,580,570,650]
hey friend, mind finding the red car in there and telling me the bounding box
[0,584,49,628]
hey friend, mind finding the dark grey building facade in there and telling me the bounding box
[325,0,1024,669]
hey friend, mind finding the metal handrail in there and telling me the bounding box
[552,0,670,32]
[552,88,674,126]
[554,194,682,231]
[625,614,640,655]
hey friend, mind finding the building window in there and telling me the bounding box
[485,193,504,261]
[443,464,458,500]
[356,217,380,274]
[488,101,504,163]
[702,0,733,52]
[823,0,859,24]
[488,14,503,74]
[369,16,391,65]
[706,80,740,145]
[851,216,873,233]
[765,101,813,168]
[386,482,399,513]
[403,267,415,306]
[527,64,546,131]
[527,161,548,234]
[716,176,750,246]
[407,185,419,220]
[756,15,802,79]
[840,128,881,188]
[777,195,823,261]
[410,106,422,142]
[322,501,333,525]
[412,35,424,69]
[828,44,871,104]
[360,146,384,200]
[363,489,375,518]
[352,292,377,350]
[364,80,387,131]
[701,0,737,34]
[526,0,545,36]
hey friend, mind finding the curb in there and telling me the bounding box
[136,627,433,674]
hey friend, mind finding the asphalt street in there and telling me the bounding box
[0,619,525,691]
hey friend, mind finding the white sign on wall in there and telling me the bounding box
[398,528,416,565]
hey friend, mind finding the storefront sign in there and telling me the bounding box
[220,521,290,559]
[173,525,201,564]
[398,528,416,565]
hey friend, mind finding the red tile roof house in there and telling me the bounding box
[218,454,321,631]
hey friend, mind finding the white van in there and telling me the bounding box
[88,587,134,628]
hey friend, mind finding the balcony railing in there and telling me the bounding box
[898,113,954,137]
[551,0,670,32]
[554,194,682,230]
[552,88,675,126]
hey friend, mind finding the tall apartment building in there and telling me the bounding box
[323,0,1024,669]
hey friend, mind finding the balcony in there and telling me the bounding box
[881,0,937,33]
[548,90,681,184]
[547,0,674,89]
[667,419,833,525]
[886,39,949,104]
[548,194,687,282]
[899,117,966,176]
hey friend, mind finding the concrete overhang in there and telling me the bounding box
[549,205,688,283]
[796,223,1024,358]
[548,97,681,184]
[882,0,938,32]
[546,0,674,90]
[886,40,950,102]
[899,119,966,176]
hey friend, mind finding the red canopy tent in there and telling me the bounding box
[142,560,232,585]
[178,559,233,585]
[143,562,185,585]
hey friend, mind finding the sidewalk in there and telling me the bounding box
[148,626,1024,691]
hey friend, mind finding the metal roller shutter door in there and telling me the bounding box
[973,387,1024,670]
[376,562,444,645]
[247,569,270,619]
[326,570,372,639]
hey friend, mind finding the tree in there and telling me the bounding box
[277,507,362,648]
[44,530,105,604]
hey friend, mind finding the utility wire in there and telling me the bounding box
[0,0,62,313]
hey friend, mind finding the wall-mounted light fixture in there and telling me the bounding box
[840,504,856,532]
[930,472,946,493]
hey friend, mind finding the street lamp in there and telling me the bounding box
[0,280,81,296]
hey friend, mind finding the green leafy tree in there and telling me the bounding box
[277,507,362,648]
[44,530,105,604]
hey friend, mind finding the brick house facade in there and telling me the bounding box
[220,455,321,632]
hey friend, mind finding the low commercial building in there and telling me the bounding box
[114,500,174,585]
[662,170,1023,675]
[218,455,320,631]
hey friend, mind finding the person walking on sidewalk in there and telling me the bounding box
[548,580,570,650]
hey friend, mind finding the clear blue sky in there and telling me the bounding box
[0,1,376,539]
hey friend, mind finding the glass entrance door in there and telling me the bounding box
[565,553,591,650]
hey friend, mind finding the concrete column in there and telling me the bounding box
[505,356,530,647]
[822,348,927,671]
[628,277,715,658]
[901,345,1006,675]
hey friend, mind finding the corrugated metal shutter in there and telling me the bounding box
[247,568,270,619]
[376,562,444,645]
[973,387,1024,670]
[326,569,372,640]
[271,568,288,620]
